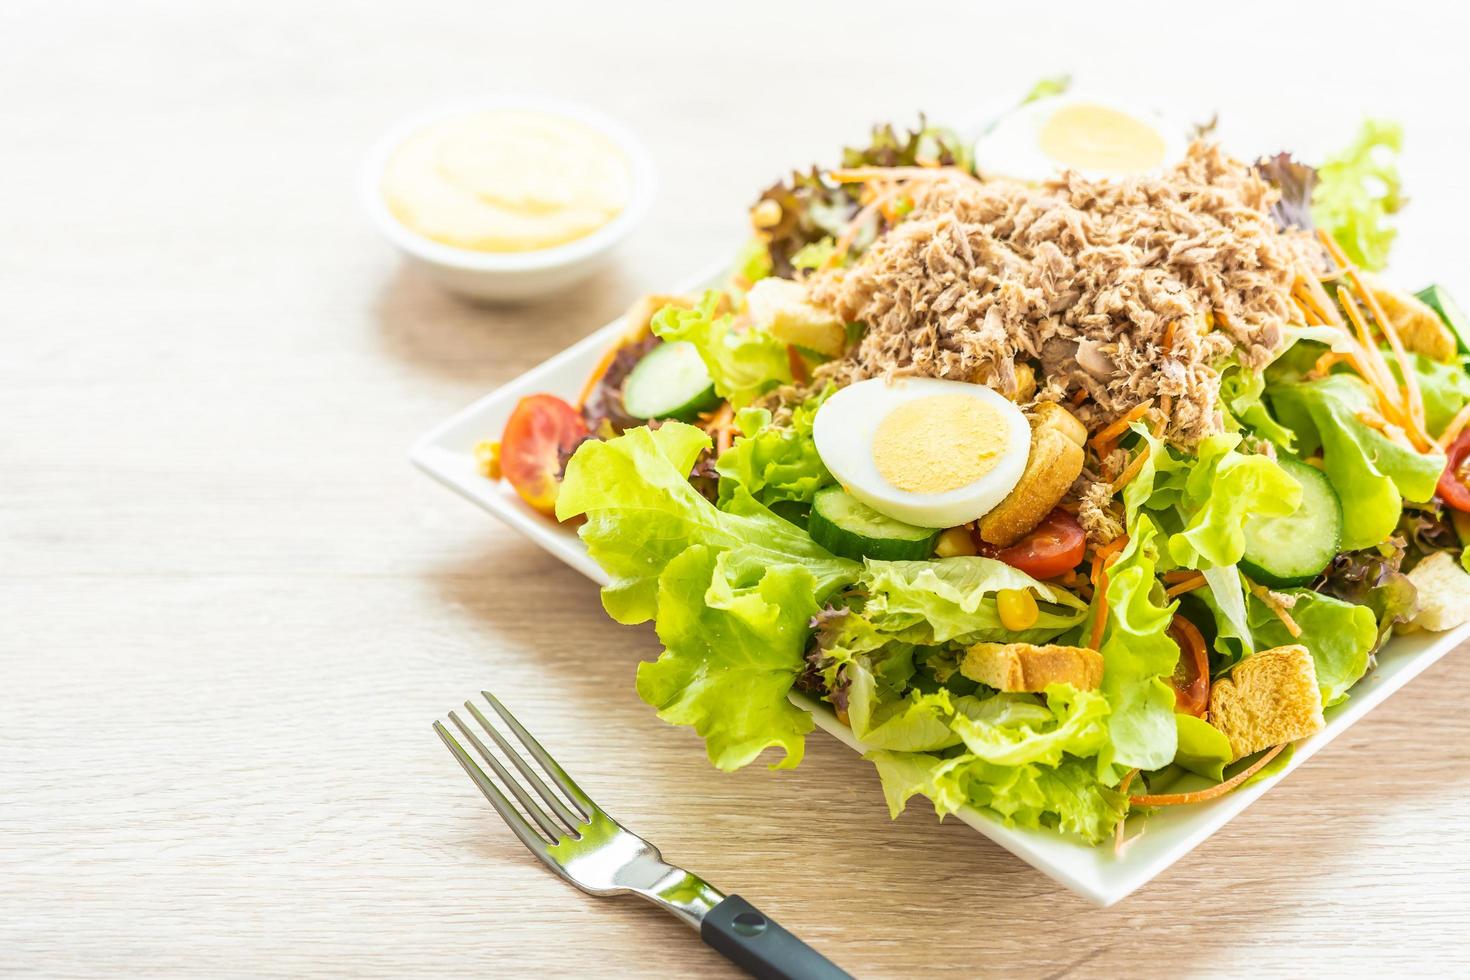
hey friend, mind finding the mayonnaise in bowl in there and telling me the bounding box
[364,99,655,302]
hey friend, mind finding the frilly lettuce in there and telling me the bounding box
[1267,374,1445,549]
[558,422,860,770]
[1311,119,1404,272]
[715,388,834,508]
[1091,515,1181,778]
[639,545,820,770]
[651,291,791,407]
[866,684,1123,842]
[557,421,856,623]
[1124,424,1300,570]
[853,557,1090,647]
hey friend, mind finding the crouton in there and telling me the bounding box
[977,419,1085,547]
[1405,551,1470,632]
[969,360,1036,402]
[961,642,1104,693]
[1363,274,1457,363]
[1031,400,1087,447]
[745,277,846,357]
[1208,644,1325,761]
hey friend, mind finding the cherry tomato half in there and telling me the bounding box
[1166,614,1211,718]
[1437,430,1470,512]
[993,509,1087,580]
[499,394,588,516]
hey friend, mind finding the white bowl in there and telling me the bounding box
[361,97,657,303]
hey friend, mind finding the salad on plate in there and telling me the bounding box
[479,90,1470,845]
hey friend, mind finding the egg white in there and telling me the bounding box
[974,94,1187,184]
[812,377,1031,529]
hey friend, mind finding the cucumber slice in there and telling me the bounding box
[1414,285,1470,356]
[621,341,720,421]
[809,487,939,561]
[1240,457,1344,588]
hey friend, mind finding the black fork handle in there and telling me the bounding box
[701,895,853,980]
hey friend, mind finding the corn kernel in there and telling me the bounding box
[997,588,1039,631]
[475,440,502,480]
[935,526,977,557]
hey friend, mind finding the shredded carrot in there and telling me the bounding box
[1340,293,1433,450]
[1248,582,1302,638]
[1291,288,1323,326]
[1110,444,1151,492]
[700,403,736,457]
[1129,743,1286,806]
[1438,401,1470,450]
[577,337,634,409]
[785,344,809,385]
[1308,351,1351,379]
[1089,401,1154,455]
[1114,767,1141,852]
[1152,395,1172,438]
[1070,386,1089,406]
[1161,321,1177,353]
[826,165,977,185]
[1320,229,1428,430]
[1164,572,1208,598]
[1087,535,1130,650]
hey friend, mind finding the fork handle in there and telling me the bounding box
[700,895,852,980]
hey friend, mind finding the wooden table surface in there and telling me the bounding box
[5,2,1470,976]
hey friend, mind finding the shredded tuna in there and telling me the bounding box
[806,142,1318,445]
[1077,479,1125,545]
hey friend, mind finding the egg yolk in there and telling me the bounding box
[872,395,1010,495]
[1039,103,1166,175]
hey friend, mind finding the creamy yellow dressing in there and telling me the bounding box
[383,110,632,252]
[872,395,1009,494]
[1039,103,1166,175]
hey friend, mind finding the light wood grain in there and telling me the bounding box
[4,2,1470,977]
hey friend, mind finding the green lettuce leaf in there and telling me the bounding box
[651,291,791,407]
[639,546,819,770]
[1247,590,1376,707]
[1311,119,1404,272]
[864,686,1124,843]
[1173,713,1232,781]
[868,749,1126,844]
[1164,432,1301,569]
[949,685,1110,768]
[1267,374,1445,548]
[1220,360,1297,449]
[715,388,834,508]
[556,421,857,623]
[1092,515,1180,778]
[558,422,865,771]
[856,557,1089,646]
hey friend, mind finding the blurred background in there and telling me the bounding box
[4,2,1468,977]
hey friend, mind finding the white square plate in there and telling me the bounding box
[411,278,1470,906]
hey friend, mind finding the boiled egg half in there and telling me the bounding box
[812,377,1031,528]
[974,95,1186,183]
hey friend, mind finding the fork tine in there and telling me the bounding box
[433,720,551,855]
[447,712,569,842]
[480,690,596,816]
[464,700,583,832]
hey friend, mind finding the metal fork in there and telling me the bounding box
[434,691,852,980]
